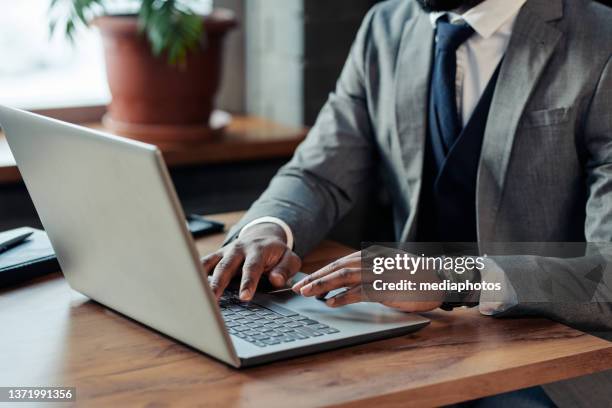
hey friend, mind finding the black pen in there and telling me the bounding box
[0,229,33,255]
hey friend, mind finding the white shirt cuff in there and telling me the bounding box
[478,258,519,316]
[238,216,294,250]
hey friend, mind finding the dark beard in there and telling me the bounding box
[415,0,482,13]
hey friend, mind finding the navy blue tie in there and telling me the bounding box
[430,18,475,152]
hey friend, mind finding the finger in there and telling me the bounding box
[326,286,363,308]
[210,250,244,298]
[201,251,223,275]
[240,250,266,301]
[292,252,360,292]
[268,251,301,288]
[300,267,361,297]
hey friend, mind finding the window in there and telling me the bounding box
[0,0,213,110]
[0,0,110,109]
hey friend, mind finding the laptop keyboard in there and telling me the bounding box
[219,291,340,348]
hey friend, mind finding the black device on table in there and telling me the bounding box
[0,215,225,288]
[186,214,225,237]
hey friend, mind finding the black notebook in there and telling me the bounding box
[0,228,60,288]
[0,216,224,289]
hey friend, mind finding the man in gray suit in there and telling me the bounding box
[202,0,612,405]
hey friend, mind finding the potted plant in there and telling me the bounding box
[50,0,237,145]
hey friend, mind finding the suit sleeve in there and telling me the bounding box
[492,56,612,333]
[584,56,612,242]
[224,7,379,257]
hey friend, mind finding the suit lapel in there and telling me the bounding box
[395,10,434,241]
[477,0,564,242]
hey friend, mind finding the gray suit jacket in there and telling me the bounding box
[228,0,612,404]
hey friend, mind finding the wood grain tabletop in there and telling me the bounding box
[1,212,611,407]
[0,116,306,185]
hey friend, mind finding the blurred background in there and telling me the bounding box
[1,0,609,248]
[0,0,385,247]
[0,0,382,126]
[0,0,109,109]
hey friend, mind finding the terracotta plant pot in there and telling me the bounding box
[94,9,237,144]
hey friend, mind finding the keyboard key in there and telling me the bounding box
[280,327,296,332]
[296,326,323,337]
[257,312,275,317]
[283,331,300,339]
[321,328,340,334]
[260,303,299,317]
[301,319,319,325]
[252,334,270,341]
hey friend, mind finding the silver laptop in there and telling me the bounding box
[0,105,429,367]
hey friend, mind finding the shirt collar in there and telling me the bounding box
[429,0,527,39]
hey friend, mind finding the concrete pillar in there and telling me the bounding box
[246,0,379,126]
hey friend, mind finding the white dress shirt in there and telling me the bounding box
[241,0,526,314]
[430,0,527,126]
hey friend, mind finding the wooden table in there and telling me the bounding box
[1,212,612,407]
[0,116,307,185]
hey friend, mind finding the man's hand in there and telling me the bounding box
[201,223,301,302]
[291,251,444,313]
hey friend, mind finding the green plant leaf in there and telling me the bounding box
[138,0,204,65]
[49,0,106,42]
[49,0,205,66]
